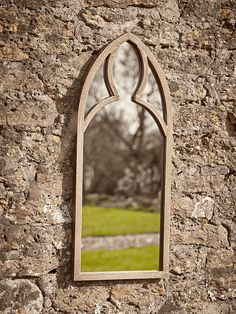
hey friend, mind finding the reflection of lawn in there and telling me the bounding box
[81,245,159,272]
[82,205,160,236]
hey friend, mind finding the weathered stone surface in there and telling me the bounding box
[0,0,235,312]
[0,279,43,313]
[172,224,229,248]
[0,43,29,61]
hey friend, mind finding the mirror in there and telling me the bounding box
[81,43,164,273]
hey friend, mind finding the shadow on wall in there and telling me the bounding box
[226,111,236,137]
[53,54,93,288]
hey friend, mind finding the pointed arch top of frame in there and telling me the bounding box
[78,33,172,136]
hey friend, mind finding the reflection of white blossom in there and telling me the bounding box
[116,164,161,197]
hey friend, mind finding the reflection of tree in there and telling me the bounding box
[84,105,163,199]
[83,43,163,201]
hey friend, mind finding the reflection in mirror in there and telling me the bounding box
[85,63,109,115]
[142,65,163,117]
[113,42,139,95]
[81,43,164,272]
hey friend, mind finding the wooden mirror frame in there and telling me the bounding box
[74,33,172,281]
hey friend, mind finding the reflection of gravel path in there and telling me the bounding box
[82,233,160,250]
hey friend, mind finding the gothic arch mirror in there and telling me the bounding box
[74,33,172,281]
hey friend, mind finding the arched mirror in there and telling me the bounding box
[74,33,172,281]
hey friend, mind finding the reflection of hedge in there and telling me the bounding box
[81,245,159,272]
[82,205,160,236]
[84,193,161,213]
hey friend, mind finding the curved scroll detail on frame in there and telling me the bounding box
[74,33,172,281]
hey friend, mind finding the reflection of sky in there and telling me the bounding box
[143,66,162,110]
[86,42,163,133]
[86,63,108,114]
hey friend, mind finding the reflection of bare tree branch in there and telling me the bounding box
[131,107,145,153]
[102,110,134,152]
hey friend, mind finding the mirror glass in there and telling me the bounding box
[82,43,164,272]
[142,65,163,117]
[85,62,109,115]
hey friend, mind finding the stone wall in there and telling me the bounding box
[0,0,235,313]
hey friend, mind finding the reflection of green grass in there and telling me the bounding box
[81,245,159,272]
[82,205,160,236]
